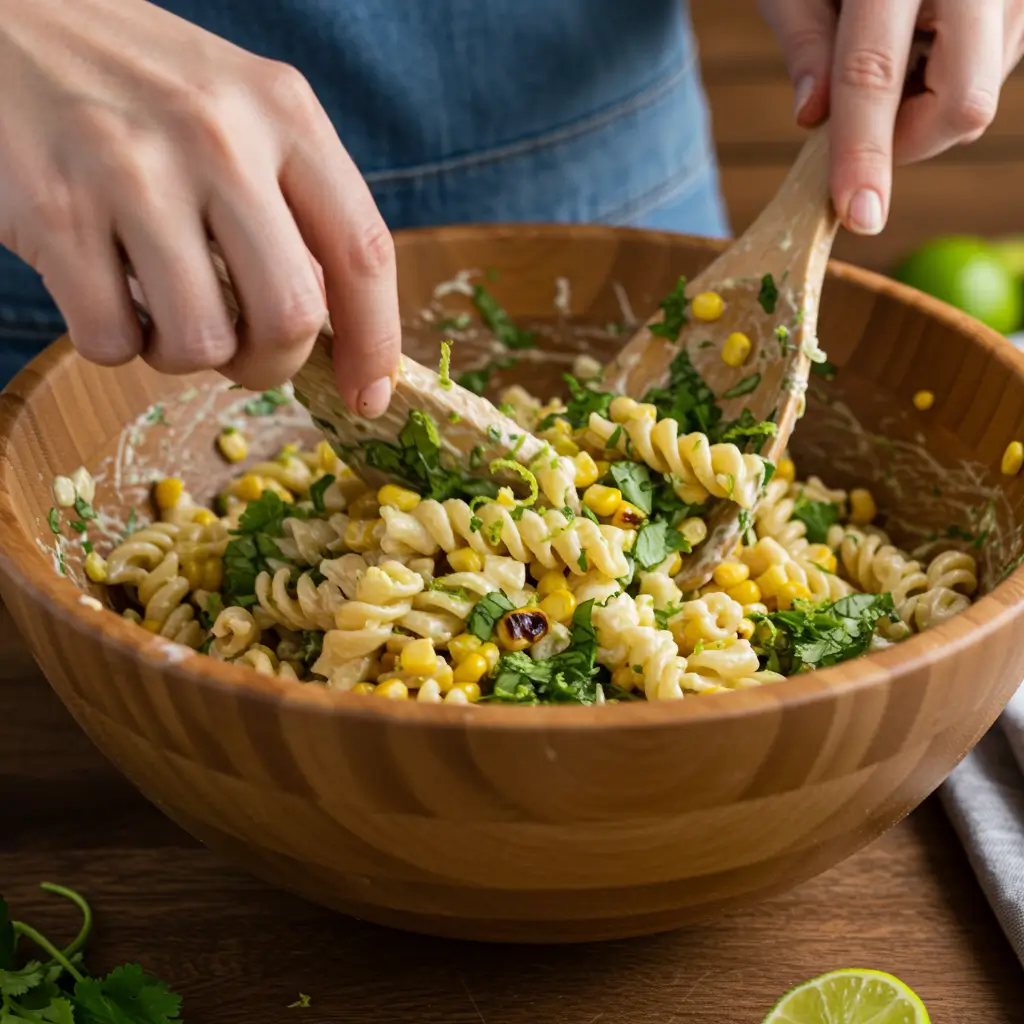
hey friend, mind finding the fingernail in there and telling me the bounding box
[848,189,884,235]
[356,375,392,418]
[793,76,815,119]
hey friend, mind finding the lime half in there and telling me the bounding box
[762,969,930,1024]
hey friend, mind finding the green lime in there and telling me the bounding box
[894,236,1023,335]
[762,969,930,1024]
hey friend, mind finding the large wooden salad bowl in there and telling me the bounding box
[1,225,1023,943]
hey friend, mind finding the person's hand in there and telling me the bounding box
[0,0,399,417]
[759,0,1024,236]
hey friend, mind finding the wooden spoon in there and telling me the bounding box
[602,126,838,588]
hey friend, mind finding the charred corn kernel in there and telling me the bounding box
[849,488,877,525]
[181,558,204,591]
[235,473,264,503]
[154,477,184,509]
[678,517,708,546]
[612,666,638,692]
[448,547,483,573]
[776,457,796,483]
[348,491,382,520]
[315,439,336,471]
[377,484,421,512]
[378,652,397,672]
[573,452,600,488]
[804,544,838,573]
[609,396,640,423]
[344,518,381,553]
[691,290,725,322]
[776,580,812,610]
[192,508,218,527]
[738,617,756,640]
[713,561,750,588]
[451,681,482,702]
[665,552,683,576]
[400,638,437,676]
[454,652,489,684]
[755,564,789,599]
[583,484,621,517]
[433,660,455,691]
[726,579,762,606]
[374,679,409,700]
[479,642,500,673]
[1002,440,1024,476]
[551,435,580,457]
[540,589,577,624]
[912,390,935,411]
[496,487,517,509]
[594,459,611,479]
[351,682,376,695]
[611,501,647,529]
[448,632,482,664]
[216,428,248,463]
[142,618,161,633]
[84,550,108,583]
[538,570,568,597]
[721,331,752,368]
[497,608,550,651]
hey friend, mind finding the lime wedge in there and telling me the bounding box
[762,969,930,1024]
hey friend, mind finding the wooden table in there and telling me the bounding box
[2,611,1022,1024]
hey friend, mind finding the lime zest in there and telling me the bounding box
[489,459,538,507]
[438,340,454,390]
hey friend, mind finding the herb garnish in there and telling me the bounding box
[466,591,516,641]
[472,285,535,350]
[243,387,291,416]
[648,276,689,340]
[309,474,334,514]
[792,497,840,544]
[47,508,60,535]
[145,404,169,426]
[757,273,779,314]
[455,357,519,396]
[609,462,654,515]
[633,519,691,570]
[721,373,762,399]
[222,490,302,606]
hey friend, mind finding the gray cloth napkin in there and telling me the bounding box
[941,685,1024,964]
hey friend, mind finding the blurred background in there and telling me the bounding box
[693,0,1024,342]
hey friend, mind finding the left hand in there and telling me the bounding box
[759,0,1024,236]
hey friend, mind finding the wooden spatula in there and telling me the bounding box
[603,126,838,588]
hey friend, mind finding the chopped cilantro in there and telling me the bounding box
[653,602,683,630]
[70,520,88,533]
[486,424,502,444]
[633,518,691,570]
[222,490,301,606]
[472,285,535,349]
[609,462,654,515]
[145,404,169,426]
[455,357,519,396]
[577,551,588,572]
[648,276,689,340]
[792,497,840,544]
[47,508,60,535]
[123,508,137,538]
[309,474,335,514]
[945,523,988,550]
[580,504,600,525]
[469,446,485,470]
[433,312,472,332]
[811,360,837,380]
[73,496,97,522]
[299,630,324,666]
[448,411,462,424]
[197,592,223,631]
[243,386,290,416]
[557,374,614,430]
[82,541,94,555]
[467,591,516,641]
[757,272,779,314]
[643,348,721,437]
[469,516,483,533]
[721,373,762,399]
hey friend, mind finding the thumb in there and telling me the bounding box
[759,0,837,126]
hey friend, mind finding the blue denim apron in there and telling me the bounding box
[0,0,728,386]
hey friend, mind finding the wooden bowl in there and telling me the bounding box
[2,225,1024,944]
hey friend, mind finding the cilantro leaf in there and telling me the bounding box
[559,374,614,430]
[309,474,334,514]
[757,273,779,314]
[472,285,535,350]
[47,508,61,535]
[73,964,181,1023]
[633,519,691,570]
[455,357,519,396]
[811,359,837,380]
[466,591,515,642]
[221,491,297,605]
[792,497,840,545]
[0,961,45,998]
[243,387,291,417]
[643,348,722,437]
[609,462,654,516]
[721,373,761,400]
[648,277,688,340]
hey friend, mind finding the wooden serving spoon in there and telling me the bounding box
[601,125,838,587]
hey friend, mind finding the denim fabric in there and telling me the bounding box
[0,0,728,387]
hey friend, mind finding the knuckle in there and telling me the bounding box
[949,89,997,139]
[836,137,890,168]
[258,288,326,350]
[156,324,237,373]
[261,61,319,119]
[781,24,831,57]
[25,180,80,239]
[76,333,139,367]
[837,46,900,93]
[347,217,395,278]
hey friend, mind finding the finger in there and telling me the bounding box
[272,69,400,419]
[758,0,837,126]
[829,0,919,235]
[894,0,1002,166]
[207,179,327,391]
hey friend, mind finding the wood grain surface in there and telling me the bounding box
[2,606,1021,1023]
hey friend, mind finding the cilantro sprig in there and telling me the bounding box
[791,497,840,544]
[472,285,535,350]
[0,884,182,1023]
[222,490,304,606]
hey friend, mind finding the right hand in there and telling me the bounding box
[0,0,400,417]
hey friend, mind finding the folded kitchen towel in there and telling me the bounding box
[941,684,1024,966]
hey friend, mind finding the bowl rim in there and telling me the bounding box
[3,221,1024,730]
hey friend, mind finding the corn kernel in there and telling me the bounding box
[235,473,264,503]
[912,390,935,412]
[377,484,421,512]
[181,558,204,591]
[776,581,812,610]
[348,491,381,520]
[433,660,455,691]
[374,679,409,700]
[612,666,638,691]
[678,517,708,546]
[479,642,500,673]
[216,428,248,463]
[594,460,611,479]
[583,484,622,517]
[496,487,517,509]
[528,559,547,581]
[540,589,577,624]
[122,608,142,624]
[664,552,683,576]
[1002,440,1024,476]
[344,518,381,553]
[804,544,837,574]
[154,477,184,510]
[192,508,218,527]
[142,619,161,633]
[726,579,762,606]
[609,396,640,423]
[776,457,796,483]
[537,570,567,597]
[691,290,724,322]
[611,501,647,529]
[315,439,336,472]
[400,637,437,675]
[552,435,580,457]
[849,488,877,525]
[713,561,750,589]
[738,617,755,640]
[755,564,790,599]
[84,550,108,583]
[721,332,752,368]
[451,681,482,702]
[448,632,483,664]
[454,652,489,684]
[448,547,483,573]
[351,682,376,695]
[573,452,600,489]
